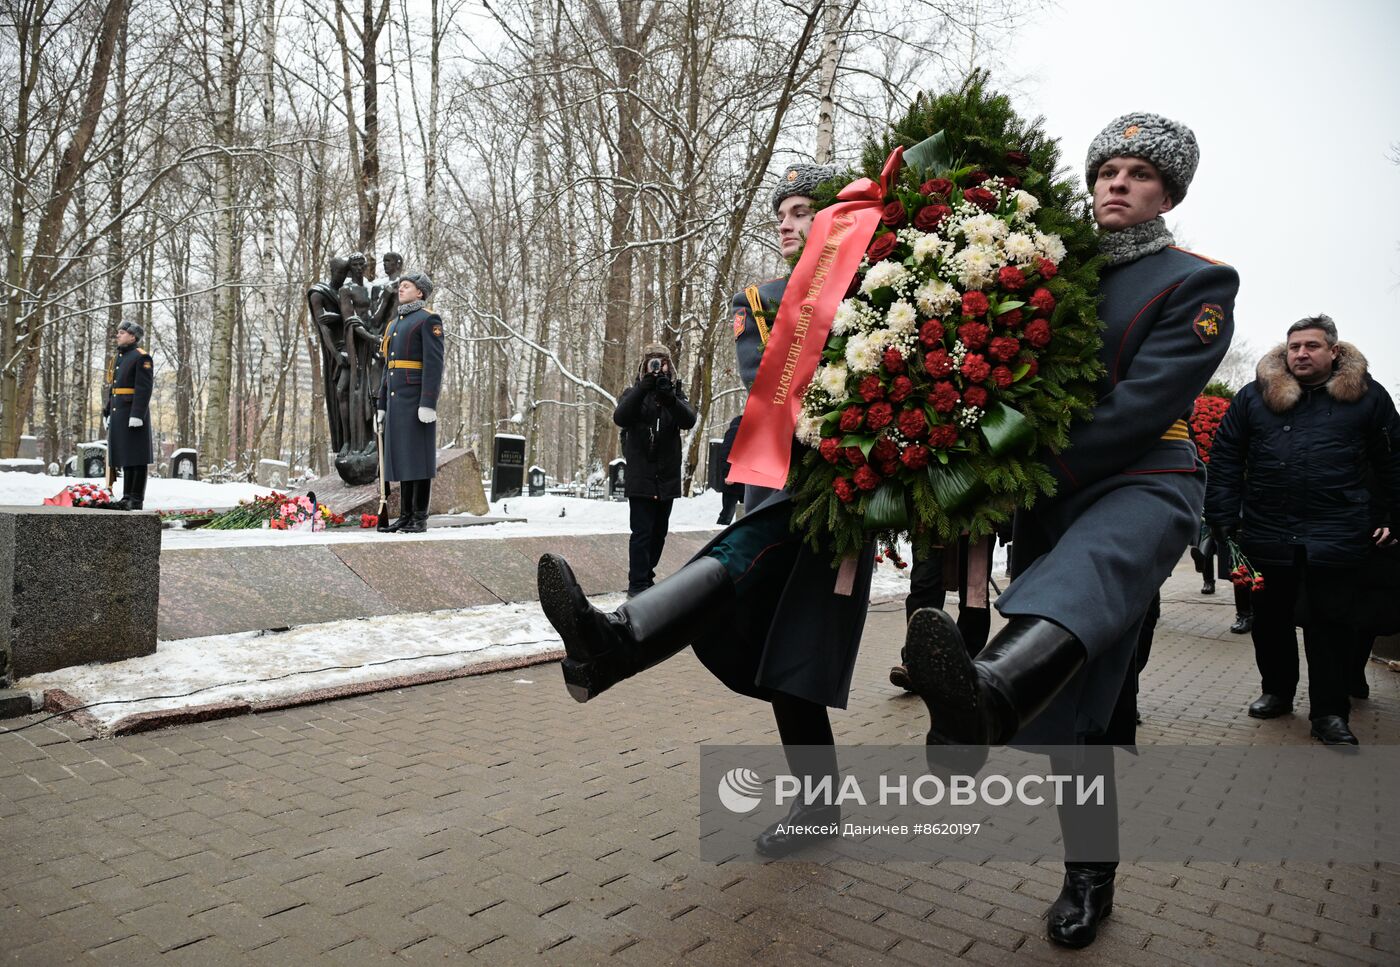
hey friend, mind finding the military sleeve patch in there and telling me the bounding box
[431,324,443,337]
[1193,304,1223,344]
[732,310,746,338]
[142,359,152,369]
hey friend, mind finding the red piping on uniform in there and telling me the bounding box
[1113,283,1180,385]
[736,541,789,584]
[1052,453,1078,488]
[1123,468,1195,476]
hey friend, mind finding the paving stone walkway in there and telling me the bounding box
[2,560,1397,965]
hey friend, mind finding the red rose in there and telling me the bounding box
[931,381,960,413]
[991,365,1014,389]
[873,437,899,463]
[897,407,927,439]
[960,353,991,382]
[1036,258,1058,279]
[880,200,907,228]
[889,375,914,403]
[834,477,856,503]
[963,186,997,211]
[866,401,894,431]
[839,406,865,432]
[967,171,991,185]
[1005,150,1031,166]
[927,424,958,448]
[923,348,953,377]
[901,444,930,470]
[919,319,945,347]
[961,291,990,318]
[997,265,1027,291]
[988,335,1020,362]
[913,204,951,232]
[1025,319,1052,348]
[854,465,881,491]
[999,308,1024,329]
[820,437,842,463]
[920,177,953,198]
[956,322,989,350]
[881,347,906,373]
[963,385,989,408]
[858,374,885,402]
[1029,287,1056,314]
[866,231,898,262]
[1002,175,1021,189]
[845,446,865,467]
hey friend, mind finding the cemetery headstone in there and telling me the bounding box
[492,434,525,502]
[257,459,289,489]
[171,449,198,481]
[608,457,627,499]
[528,466,547,496]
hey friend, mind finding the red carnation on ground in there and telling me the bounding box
[919,319,945,347]
[839,406,865,432]
[960,353,991,382]
[956,322,990,350]
[964,186,997,211]
[920,178,953,198]
[834,477,856,503]
[819,437,842,463]
[854,465,881,491]
[988,335,1020,362]
[858,374,885,402]
[914,205,952,231]
[881,347,906,373]
[991,365,1014,389]
[927,425,958,448]
[844,446,866,467]
[867,232,898,262]
[889,375,914,402]
[872,437,899,463]
[1036,258,1058,279]
[866,401,894,431]
[931,381,960,413]
[897,407,927,439]
[923,348,953,377]
[961,291,990,318]
[1025,319,1053,348]
[1029,287,1056,314]
[901,444,930,470]
[997,266,1027,291]
[963,385,989,408]
[999,308,1024,329]
[880,201,907,228]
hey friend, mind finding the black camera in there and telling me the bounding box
[647,358,663,374]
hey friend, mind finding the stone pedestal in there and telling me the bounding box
[305,448,489,518]
[0,506,160,682]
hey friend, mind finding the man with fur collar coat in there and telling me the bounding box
[1205,315,1400,746]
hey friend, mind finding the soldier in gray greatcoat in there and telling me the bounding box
[903,113,1239,948]
[377,272,444,533]
[103,321,154,510]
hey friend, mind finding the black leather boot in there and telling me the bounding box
[904,610,1086,746]
[754,798,841,858]
[1047,864,1115,947]
[386,480,414,532]
[538,552,733,702]
[401,480,430,533]
[127,465,147,510]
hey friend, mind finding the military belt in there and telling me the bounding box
[1160,419,1189,442]
[111,388,135,396]
[388,360,423,370]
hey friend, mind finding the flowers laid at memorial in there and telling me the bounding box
[43,482,115,507]
[205,491,348,531]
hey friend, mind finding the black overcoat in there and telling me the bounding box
[378,307,445,481]
[103,345,154,468]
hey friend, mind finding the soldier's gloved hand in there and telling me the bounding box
[417,407,437,424]
[376,409,385,429]
[128,416,143,428]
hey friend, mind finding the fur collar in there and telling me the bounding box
[1256,341,1370,413]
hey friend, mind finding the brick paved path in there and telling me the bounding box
[2,561,1398,965]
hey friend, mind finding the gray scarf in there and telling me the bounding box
[1098,216,1175,266]
[397,299,426,316]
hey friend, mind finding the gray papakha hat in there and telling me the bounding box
[1085,112,1199,203]
[771,163,839,215]
[400,271,433,301]
[118,320,144,342]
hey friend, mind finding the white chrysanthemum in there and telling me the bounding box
[844,331,882,374]
[911,232,946,264]
[831,299,862,336]
[886,300,917,334]
[817,362,848,398]
[860,260,908,295]
[915,278,960,316]
[953,244,999,289]
[1013,190,1040,216]
[1035,231,1067,264]
[960,213,1008,247]
[795,415,823,447]
[1003,232,1037,265]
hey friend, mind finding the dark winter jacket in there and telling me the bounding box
[1204,342,1400,568]
[613,363,698,499]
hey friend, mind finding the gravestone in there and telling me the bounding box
[492,434,525,502]
[18,436,37,459]
[528,466,547,496]
[0,459,43,474]
[171,448,198,481]
[707,438,725,491]
[608,457,627,498]
[258,459,290,489]
[79,442,107,479]
[63,455,78,477]
[0,506,159,680]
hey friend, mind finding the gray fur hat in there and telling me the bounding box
[1085,112,1199,203]
[118,320,144,342]
[400,271,433,301]
[771,163,839,215]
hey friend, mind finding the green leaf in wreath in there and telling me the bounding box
[839,433,876,457]
[980,401,1035,456]
[904,130,951,176]
[1011,362,1031,381]
[927,460,987,513]
[865,482,908,530]
[995,300,1026,316]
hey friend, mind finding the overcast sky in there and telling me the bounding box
[1010,0,1400,388]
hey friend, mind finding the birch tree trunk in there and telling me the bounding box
[201,0,239,466]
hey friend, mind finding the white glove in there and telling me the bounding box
[128,416,143,428]
[376,409,386,429]
[418,407,437,424]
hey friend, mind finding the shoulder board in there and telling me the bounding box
[137,348,148,354]
[1168,246,1228,267]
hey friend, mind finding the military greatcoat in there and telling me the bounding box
[729,276,788,510]
[995,245,1239,742]
[104,344,154,468]
[377,307,445,481]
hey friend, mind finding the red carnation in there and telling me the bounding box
[914,204,952,232]
[873,437,899,463]
[931,381,960,413]
[960,353,991,382]
[961,291,990,318]
[957,322,990,350]
[889,375,914,403]
[999,308,1025,329]
[997,265,1027,291]
[845,446,866,467]
[923,348,953,377]
[819,437,842,463]
[963,186,997,211]
[854,465,881,491]
[897,407,927,439]
[834,477,856,503]
[878,459,899,477]
[866,401,894,431]
[867,231,898,263]
[1005,150,1031,166]
[882,347,906,373]
[880,201,907,228]
[919,319,945,347]
[927,424,958,449]
[991,366,1014,389]
[1029,287,1056,314]
[858,374,885,402]
[1025,318,1053,348]
[920,178,953,198]
[967,171,991,185]
[1036,258,1058,279]
[901,444,930,470]
[963,385,989,408]
[988,335,1021,362]
[839,406,865,432]
[1022,356,1040,377]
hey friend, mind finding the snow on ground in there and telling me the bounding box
[0,472,271,511]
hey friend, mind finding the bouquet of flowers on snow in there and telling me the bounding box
[206,491,345,530]
[43,482,115,508]
[1190,383,1234,464]
[786,75,1105,559]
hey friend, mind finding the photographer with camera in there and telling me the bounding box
[613,344,697,596]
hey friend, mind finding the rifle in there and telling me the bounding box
[375,413,391,531]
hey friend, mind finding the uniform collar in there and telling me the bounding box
[1098,217,1175,267]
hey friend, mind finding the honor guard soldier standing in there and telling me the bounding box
[103,321,154,510]
[377,271,444,533]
